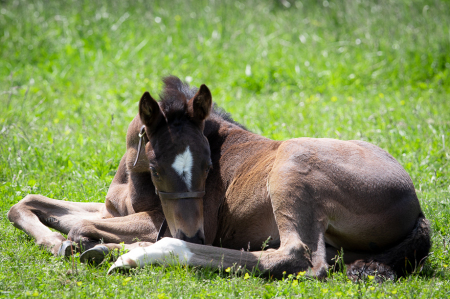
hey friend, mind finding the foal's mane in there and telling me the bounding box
[159,76,246,130]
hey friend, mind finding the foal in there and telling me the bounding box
[8,76,430,279]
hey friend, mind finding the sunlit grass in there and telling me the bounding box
[1,0,450,297]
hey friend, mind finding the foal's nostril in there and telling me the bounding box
[177,230,205,245]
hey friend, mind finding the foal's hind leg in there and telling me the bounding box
[325,246,396,281]
[267,152,330,277]
[7,194,106,255]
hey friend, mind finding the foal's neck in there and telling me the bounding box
[204,114,270,157]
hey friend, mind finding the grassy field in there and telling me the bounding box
[1,0,450,297]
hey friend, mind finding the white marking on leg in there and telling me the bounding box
[171,146,193,190]
[107,238,193,274]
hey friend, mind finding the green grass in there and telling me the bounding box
[1,0,450,297]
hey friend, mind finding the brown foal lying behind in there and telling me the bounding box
[8,76,430,279]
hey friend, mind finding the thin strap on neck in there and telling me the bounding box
[133,126,146,167]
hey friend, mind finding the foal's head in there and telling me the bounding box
[139,77,212,245]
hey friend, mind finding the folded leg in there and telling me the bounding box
[67,210,165,251]
[7,194,106,255]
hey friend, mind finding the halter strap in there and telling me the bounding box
[156,218,168,241]
[157,190,206,200]
[133,125,147,167]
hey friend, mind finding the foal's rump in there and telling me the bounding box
[271,137,422,252]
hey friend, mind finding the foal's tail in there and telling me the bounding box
[347,213,431,280]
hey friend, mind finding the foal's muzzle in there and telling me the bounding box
[176,229,205,245]
[157,190,205,245]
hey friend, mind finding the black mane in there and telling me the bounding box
[158,76,247,130]
[158,76,194,123]
[211,103,247,130]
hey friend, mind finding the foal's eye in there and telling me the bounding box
[150,166,160,179]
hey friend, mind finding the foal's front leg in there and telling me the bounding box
[79,241,157,265]
[106,234,323,278]
[7,194,106,255]
[107,184,328,278]
[75,211,168,265]
[66,210,164,252]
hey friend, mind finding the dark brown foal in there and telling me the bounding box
[8,76,430,280]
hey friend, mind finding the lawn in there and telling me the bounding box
[1,0,450,297]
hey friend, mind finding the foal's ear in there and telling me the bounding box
[188,84,212,122]
[139,92,163,135]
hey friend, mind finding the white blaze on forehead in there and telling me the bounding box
[171,146,193,190]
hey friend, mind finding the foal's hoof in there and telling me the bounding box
[80,246,109,265]
[347,260,396,282]
[57,240,77,257]
[107,258,132,275]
